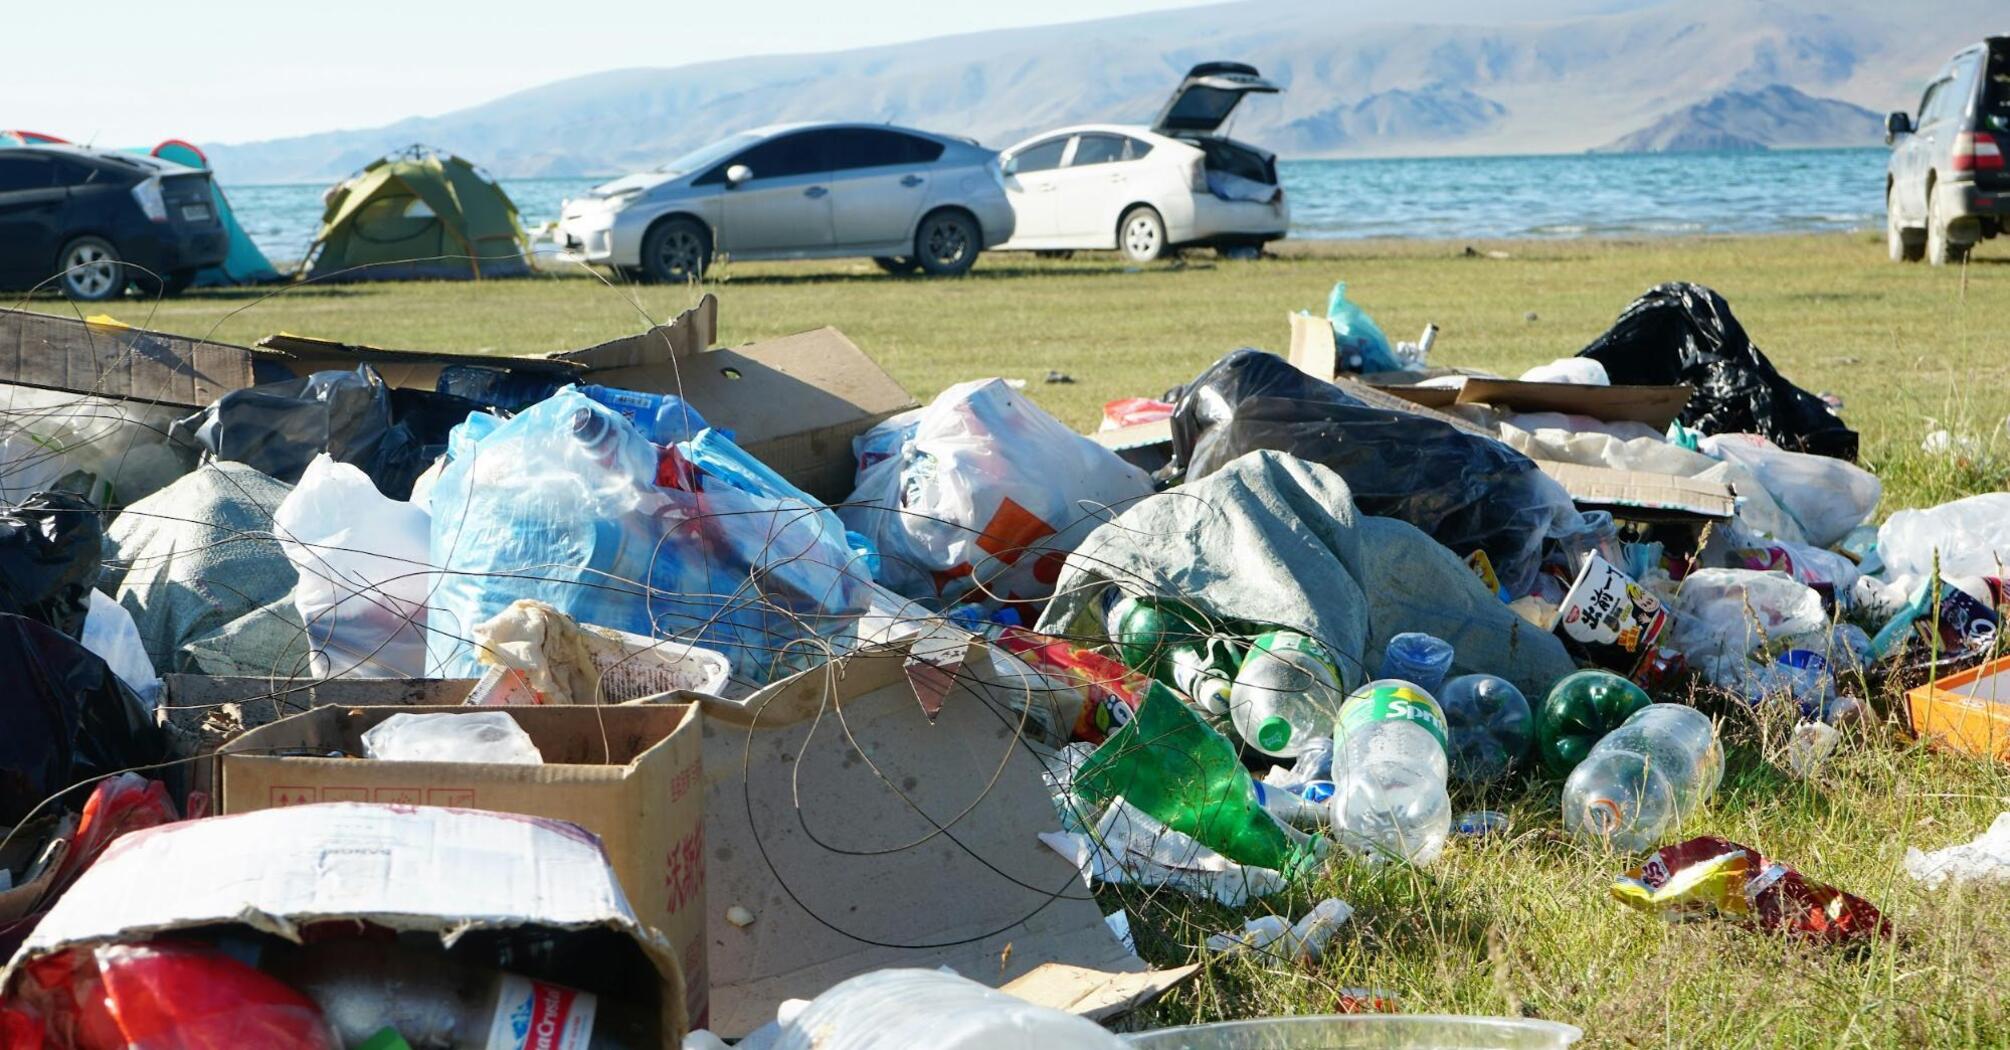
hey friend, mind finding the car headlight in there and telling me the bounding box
[602,188,645,212]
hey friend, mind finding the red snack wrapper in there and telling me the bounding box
[994,626,1145,744]
[1612,836,1891,945]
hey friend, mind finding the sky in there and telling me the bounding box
[6,0,1221,147]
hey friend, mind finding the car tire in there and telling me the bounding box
[1887,195,1923,263]
[56,236,126,301]
[1925,190,1971,267]
[640,217,711,284]
[873,256,921,276]
[914,210,980,276]
[1118,206,1166,263]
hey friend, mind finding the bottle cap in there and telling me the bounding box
[1257,715,1294,752]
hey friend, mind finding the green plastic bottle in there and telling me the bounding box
[1104,594,1241,713]
[1072,682,1310,875]
[1534,669,1652,775]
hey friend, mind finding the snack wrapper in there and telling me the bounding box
[1611,836,1891,944]
[995,626,1146,744]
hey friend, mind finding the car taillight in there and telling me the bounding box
[130,177,168,222]
[1953,132,2005,172]
[1187,156,1208,192]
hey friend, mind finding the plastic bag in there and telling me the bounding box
[46,774,178,902]
[18,942,336,1050]
[171,364,476,499]
[839,378,1153,609]
[1667,569,1830,686]
[1326,282,1401,374]
[273,454,433,678]
[1518,358,1608,385]
[0,385,196,508]
[78,591,159,712]
[427,389,882,683]
[1905,811,2010,888]
[1878,493,2010,583]
[1698,434,1879,547]
[0,614,170,826]
[1167,349,1581,597]
[0,491,102,639]
[1575,282,1858,460]
[361,711,544,765]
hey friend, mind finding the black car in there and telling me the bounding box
[0,145,228,300]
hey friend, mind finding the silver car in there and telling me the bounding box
[558,122,1014,281]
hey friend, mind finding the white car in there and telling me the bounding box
[556,122,1015,281]
[996,62,1288,261]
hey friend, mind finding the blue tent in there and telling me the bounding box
[147,140,280,286]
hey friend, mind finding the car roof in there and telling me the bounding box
[12,143,163,170]
[742,121,980,148]
[1002,125,1186,151]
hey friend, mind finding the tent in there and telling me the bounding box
[148,140,281,287]
[301,146,530,281]
[0,130,67,146]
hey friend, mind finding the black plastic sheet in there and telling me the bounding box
[0,491,102,639]
[1575,282,1858,460]
[170,364,478,499]
[0,614,170,825]
[1166,348,1574,597]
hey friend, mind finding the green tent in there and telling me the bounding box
[301,146,529,281]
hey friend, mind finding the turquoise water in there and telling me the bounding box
[223,148,1889,262]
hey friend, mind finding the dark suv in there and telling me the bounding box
[1885,37,2010,265]
[0,145,228,299]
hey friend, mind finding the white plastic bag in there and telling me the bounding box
[80,589,161,712]
[1906,812,2010,888]
[1518,358,1609,385]
[1878,493,2010,583]
[1699,434,1880,548]
[840,379,1154,608]
[274,454,434,678]
[361,711,543,765]
[1668,569,1830,685]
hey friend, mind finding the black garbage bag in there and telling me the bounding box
[0,614,170,825]
[1575,282,1858,460]
[0,491,102,638]
[1167,348,1577,597]
[170,364,479,499]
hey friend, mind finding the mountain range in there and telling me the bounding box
[202,0,2002,182]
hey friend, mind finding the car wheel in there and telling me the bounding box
[1118,206,1166,263]
[1925,190,1971,267]
[1887,194,1923,263]
[873,256,921,275]
[57,236,126,301]
[914,210,980,276]
[640,218,710,283]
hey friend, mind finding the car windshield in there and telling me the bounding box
[653,133,764,176]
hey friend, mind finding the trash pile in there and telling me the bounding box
[0,278,2001,1047]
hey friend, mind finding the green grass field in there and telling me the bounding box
[17,233,2010,1047]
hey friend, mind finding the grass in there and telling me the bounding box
[17,233,2010,1047]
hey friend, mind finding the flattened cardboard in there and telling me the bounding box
[695,640,1187,1036]
[1537,462,1736,522]
[218,704,709,1030]
[0,804,687,1042]
[0,308,255,408]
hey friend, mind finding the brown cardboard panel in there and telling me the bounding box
[1000,962,1201,1022]
[1456,378,1693,428]
[0,308,256,408]
[1538,462,1736,522]
[219,704,709,1030]
[1370,383,1461,409]
[697,643,1166,1036]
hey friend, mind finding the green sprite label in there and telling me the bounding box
[1250,630,1339,677]
[1335,682,1449,754]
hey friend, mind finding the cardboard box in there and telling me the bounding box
[0,803,688,1043]
[217,704,709,1030]
[0,296,918,501]
[1906,654,2010,762]
[1536,462,1737,524]
[694,638,1193,1036]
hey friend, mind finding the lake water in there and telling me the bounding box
[223,148,1888,263]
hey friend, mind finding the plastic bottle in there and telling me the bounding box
[1229,630,1346,757]
[1437,674,1532,785]
[773,968,1127,1050]
[1329,679,1452,865]
[1104,594,1240,713]
[1375,632,1454,694]
[1562,703,1723,852]
[1535,669,1652,775]
[265,939,656,1049]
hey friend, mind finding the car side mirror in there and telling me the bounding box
[1886,112,1913,144]
[1001,156,1018,176]
[725,164,752,188]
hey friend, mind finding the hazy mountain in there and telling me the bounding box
[200,0,1998,183]
[1597,85,1885,152]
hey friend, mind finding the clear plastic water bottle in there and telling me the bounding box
[1329,679,1452,865]
[1437,674,1533,784]
[1229,630,1346,758]
[1376,632,1454,694]
[1562,703,1723,852]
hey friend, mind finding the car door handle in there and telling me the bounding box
[803,186,828,199]
[900,175,924,188]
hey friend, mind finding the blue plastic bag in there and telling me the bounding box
[1326,282,1401,374]
[426,389,878,683]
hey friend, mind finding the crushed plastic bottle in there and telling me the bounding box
[360,711,544,765]
[1375,632,1455,694]
[1438,674,1533,784]
[1230,630,1346,757]
[1329,679,1452,865]
[1562,704,1722,852]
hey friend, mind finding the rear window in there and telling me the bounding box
[1165,87,1245,129]
[0,156,50,192]
[1986,44,2010,133]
